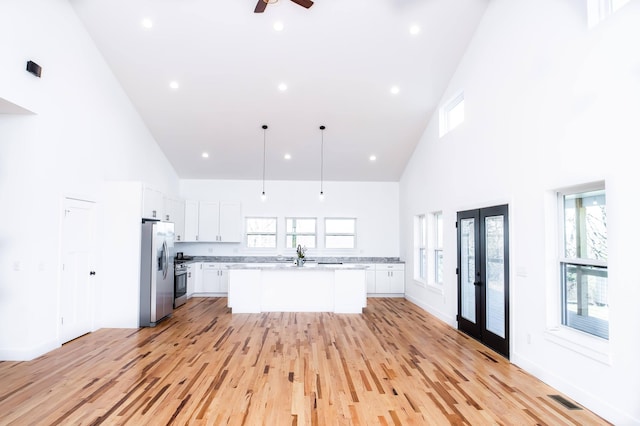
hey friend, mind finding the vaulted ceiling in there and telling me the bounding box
[69,0,489,181]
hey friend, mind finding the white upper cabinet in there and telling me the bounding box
[184,201,242,243]
[218,202,242,242]
[164,197,185,241]
[184,200,199,241]
[142,186,163,220]
[198,201,220,242]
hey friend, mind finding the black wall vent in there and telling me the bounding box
[26,60,42,78]
[548,394,582,410]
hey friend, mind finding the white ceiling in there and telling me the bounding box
[69,0,489,182]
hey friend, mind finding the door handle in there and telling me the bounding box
[89,271,96,276]
[474,281,482,286]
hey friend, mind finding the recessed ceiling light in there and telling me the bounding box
[278,83,287,91]
[409,24,420,35]
[273,21,284,31]
[369,155,377,162]
[390,86,400,95]
[284,153,291,160]
[141,18,153,29]
[169,81,179,90]
[202,152,209,158]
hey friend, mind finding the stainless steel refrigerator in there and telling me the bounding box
[140,220,175,327]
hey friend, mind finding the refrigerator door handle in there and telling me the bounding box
[161,240,168,279]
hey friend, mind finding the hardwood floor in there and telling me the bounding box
[0,298,609,425]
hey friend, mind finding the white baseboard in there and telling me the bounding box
[403,294,456,327]
[0,339,60,361]
[511,352,640,425]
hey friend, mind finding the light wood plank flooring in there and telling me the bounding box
[0,298,609,425]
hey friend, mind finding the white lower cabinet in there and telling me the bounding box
[187,263,200,297]
[369,264,405,296]
[364,264,377,293]
[199,263,230,294]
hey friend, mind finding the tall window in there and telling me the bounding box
[587,0,629,28]
[246,217,277,248]
[286,217,316,248]
[560,186,608,339]
[439,91,464,137]
[414,215,426,281]
[325,218,356,249]
[433,212,444,284]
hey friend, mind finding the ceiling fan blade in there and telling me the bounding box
[290,0,314,8]
[254,0,268,13]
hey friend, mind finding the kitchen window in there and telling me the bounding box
[286,217,316,248]
[414,215,426,282]
[246,217,277,248]
[559,185,608,339]
[325,218,356,249]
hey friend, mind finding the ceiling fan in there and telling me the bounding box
[254,0,314,13]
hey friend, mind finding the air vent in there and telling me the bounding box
[548,394,582,410]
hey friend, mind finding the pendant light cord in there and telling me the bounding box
[262,125,268,196]
[320,125,325,195]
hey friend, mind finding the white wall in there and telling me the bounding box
[0,0,179,360]
[178,179,400,258]
[399,1,640,424]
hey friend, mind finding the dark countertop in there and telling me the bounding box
[176,256,404,264]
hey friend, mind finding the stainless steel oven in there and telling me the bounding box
[174,262,187,308]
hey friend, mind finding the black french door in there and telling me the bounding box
[457,204,510,359]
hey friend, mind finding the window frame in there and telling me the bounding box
[245,217,278,249]
[587,0,629,28]
[285,217,317,249]
[324,217,357,250]
[439,90,465,137]
[414,215,427,283]
[557,183,608,340]
[432,211,444,285]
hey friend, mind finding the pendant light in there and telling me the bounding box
[319,125,325,201]
[261,124,268,202]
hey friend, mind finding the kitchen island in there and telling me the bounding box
[227,263,367,313]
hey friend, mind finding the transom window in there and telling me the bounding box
[587,0,629,28]
[285,217,316,249]
[325,218,356,249]
[246,217,277,248]
[439,91,464,137]
[559,186,608,339]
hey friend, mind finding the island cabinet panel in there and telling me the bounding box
[227,270,260,313]
[334,270,366,313]
[228,265,368,313]
[262,270,334,312]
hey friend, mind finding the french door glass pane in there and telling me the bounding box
[460,218,476,322]
[485,215,505,338]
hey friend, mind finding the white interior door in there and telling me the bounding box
[60,198,96,344]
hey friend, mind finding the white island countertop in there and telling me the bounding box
[227,263,368,313]
[226,262,369,270]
